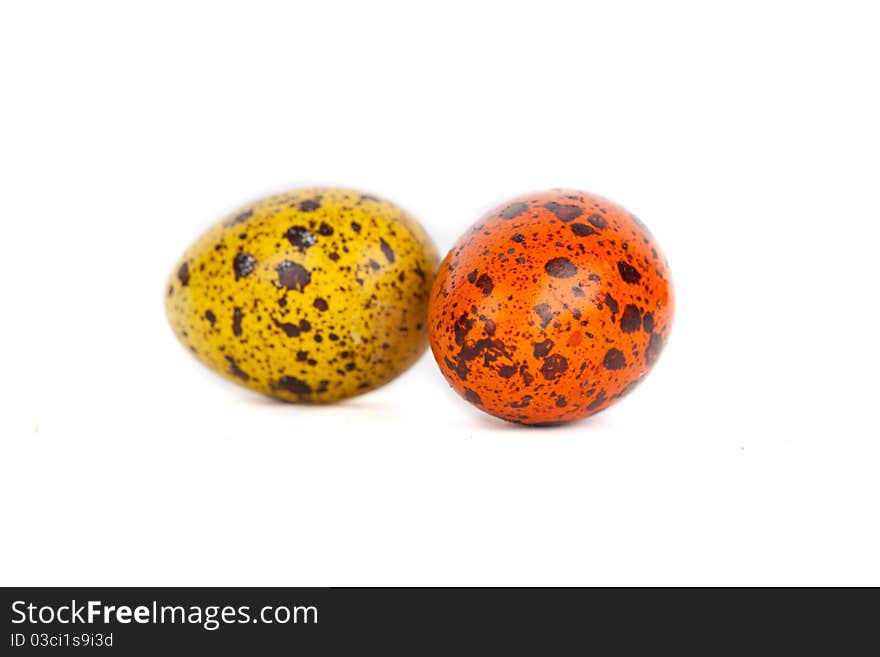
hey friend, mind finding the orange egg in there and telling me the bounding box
[428,190,674,425]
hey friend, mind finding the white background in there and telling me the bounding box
[2,1,878,586]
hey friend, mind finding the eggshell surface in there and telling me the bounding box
[428,189,673,425]
[166,188,438,403]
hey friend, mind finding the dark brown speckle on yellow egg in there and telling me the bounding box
[166,188,438,403]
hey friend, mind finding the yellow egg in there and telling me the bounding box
[166,188,438,402]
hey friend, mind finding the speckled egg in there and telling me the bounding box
[428,189,673,425]
[166,188,438,402]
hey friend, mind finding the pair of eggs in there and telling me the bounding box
[166,188,673,425]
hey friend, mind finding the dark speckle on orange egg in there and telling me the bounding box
[427,189,674,425]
